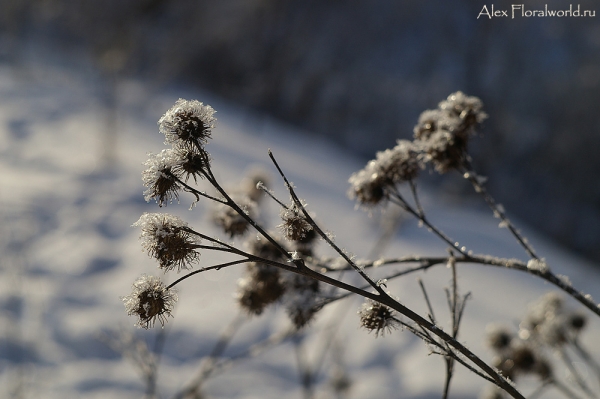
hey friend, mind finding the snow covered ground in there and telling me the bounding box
[1,61,599,399]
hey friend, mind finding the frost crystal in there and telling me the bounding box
[171,146,210,182]
[414,91,487,173]
[134,213,200,271]
[158,98,216,148]
[236,262,286,316]
[557,274,572,287]
[526,258,549,273]
[348,140,420,206]
[122,275,178,329]
[142,149,182,206]
[278,203,314,242]
[358,300,398,337]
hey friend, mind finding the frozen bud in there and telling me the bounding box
[236,266,286,315]
[290,231,318,258]
[414,92,486,174]
[348,162,387,206]
[358,300,398,337]
[134,213,200,272]
[348,140,420,206]
[485,325,513,351]
[500,342,551,380]
[279,204,314,242]
[568,311,587,331]
[535,359,552,380]
[418,129,465,173]
[413,109,460,141]
[538,317,567,346]
[158,99,216,148]
[122,275,178,329]
[211,195,257,237]
[171,147,210,182]
[511,344,537,373]
[282,273,321,329]
[142,149,182,206]
[376,140,420,183]
[438,91,487,134]
[524,292,564,329]
[538,292,564,313]
[287,299,320,329]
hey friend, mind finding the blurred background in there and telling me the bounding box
[2,0,600,261]
[2,1,600,398]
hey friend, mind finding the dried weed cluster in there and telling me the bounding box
[121,94,599,399]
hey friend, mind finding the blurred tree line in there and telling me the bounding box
[2,0,599,262]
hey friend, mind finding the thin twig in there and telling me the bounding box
[571,338,600,387]
[268,149,385,295]
[418,278,437,325]
[176,176,227,204]
[459,164,538,259]
[316,254,600,318]
[408,179,424,218]
[559,347,597,399]
[387,189,469,257]
[199,163,295,263]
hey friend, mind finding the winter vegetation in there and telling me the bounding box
[118,92,600,399]
[2,3,600,397]
[4,0,600,263]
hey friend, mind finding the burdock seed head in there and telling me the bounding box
[142,149,183,207]
[358,300,398,337]
[158,98,216,149]
[122,274,178,329]
[134,213,200,272]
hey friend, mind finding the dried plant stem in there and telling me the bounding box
[417,278,456,398]
[308,217,399,390]
[408,179,424,218]
[176,176,228,204]
[166,238,525,398]
[197,160,294,263]
[167,259,249,290]
[320,254,600,318]
[388,188,469,257]
[559,348,597,399]
[268,149,385,295]
[267,150,524,397]
[459,164,538,259]
[442,258,458,399]
[392,316,496,385]
[571,338,600,387]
